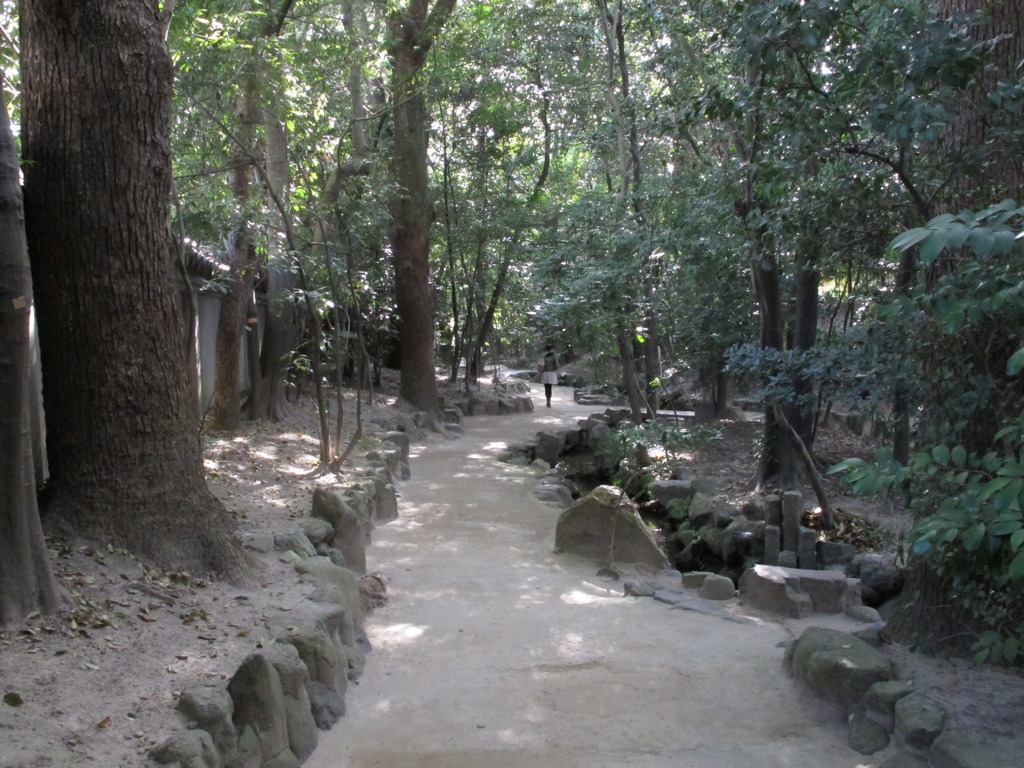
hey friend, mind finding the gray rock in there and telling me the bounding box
[764,524,781,566]
[375,482,399,523]
[819,540,857,567]
[798,526,817,569]
[687,493,717,528]
[864,680,914,731]
[312,489,367,575]
[782,491,803,552]
[383,430,410,464]
[739,564,813,618]
[852,553,905,605]
[849,709,891,755]
[697,573,736,601]
[535,482,573,509]
[535,430,567,467]
[787,626,894,714]
[227,654,290,768]
[150,729,222,768]
[274,530,317,560]
[262,644,318,763]
[554,486,669,569]
[712,502,741,528]
[648,479,696,508]
[681,571,711,590]
[929,730,1019,768]
[267,603,350,695]
[307,681,346,730]
[623,580,657,597]
[176,683,235,761]
[720,517,762,565]
[778,550,799,568]
[847,604,882,623]
[300,517,335,547]
[895,692,946,754]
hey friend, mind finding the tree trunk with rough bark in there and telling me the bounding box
[22,0,248,579]
[387,0,458,415]
[0,76,61,626]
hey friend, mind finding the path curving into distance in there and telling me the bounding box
[306,383,878,768]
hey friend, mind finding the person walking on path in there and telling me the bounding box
[539,344,559,407]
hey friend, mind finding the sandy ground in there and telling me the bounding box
[307,386,891,768]
[3,380,1022,767]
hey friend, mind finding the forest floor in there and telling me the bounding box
[1,376,1023,767]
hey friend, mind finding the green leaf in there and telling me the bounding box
[980,476,1014,501]
[889,228,931,252]
[1006,347,1024,376]
[968,227,995,257]
[962,523,986,551]
[951,445,967,467]
[1009,550,1024,580]
[1011,529,1024,550]
[919,229,950,266]
[1004,637,1019,663]
[827,458,865,474]
[932,445,951,466]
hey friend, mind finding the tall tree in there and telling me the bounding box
[387,0,458,415]
[0,75,61,626]
[22,0,248,578]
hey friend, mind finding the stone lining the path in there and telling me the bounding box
[149,447,402,768]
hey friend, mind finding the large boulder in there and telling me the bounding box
[786,627,894,714]
[555,486,668,569]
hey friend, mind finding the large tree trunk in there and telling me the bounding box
[0,77,61,626]
[387,0,457,415]
[21,0,248,579]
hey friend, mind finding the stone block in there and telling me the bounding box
[798,526,818,569]
[765,494,782,526]
[739,564,812,618]
[764,524,781,566]
[782,491,802,552]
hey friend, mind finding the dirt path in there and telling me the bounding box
[307,385,875,768]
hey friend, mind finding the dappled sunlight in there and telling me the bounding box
[373,622,428,648]
[560,581,623,606]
